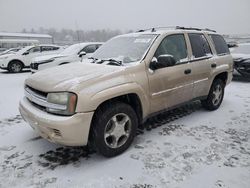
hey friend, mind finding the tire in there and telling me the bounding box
[90,102,138,157]
[8,60,23,73]
[201,79,225,111]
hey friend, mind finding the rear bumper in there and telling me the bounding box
[19,97,94,146]
[226,71,233,86]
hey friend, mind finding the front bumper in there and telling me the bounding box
[19,97,94,146]
[0,60,8,69]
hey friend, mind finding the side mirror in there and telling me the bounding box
[23,51,29,55]
[79,51,86,57]
[149,55,176,70]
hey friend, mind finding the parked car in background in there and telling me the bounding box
[30,42,103,73]
[0,44,63,73]
[230,43,250,77]
[0,48,7,53]
[19,27,233,157]
[0,47,22,56]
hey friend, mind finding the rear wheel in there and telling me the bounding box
[8,61,23,73]
[90,102,138,157]
[201,79,225,111]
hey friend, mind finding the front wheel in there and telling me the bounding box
[8,61,23,73]
[201,79,225,111]
[90,102,138,157]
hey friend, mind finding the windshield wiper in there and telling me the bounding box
[101,58,124,66]
[88,57,98,63]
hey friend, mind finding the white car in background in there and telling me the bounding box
[0,44,63,73]
[30,42,103,73]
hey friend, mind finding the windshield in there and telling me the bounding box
[17,46,34,54]
[60,44,85,56]
[92,34,157,64]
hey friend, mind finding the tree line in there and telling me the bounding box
[22,27,133,44]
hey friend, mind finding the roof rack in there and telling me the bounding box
[176,26,216,33]
[203,28,216,33]
[137,26,216,33]
[137,26,176,33]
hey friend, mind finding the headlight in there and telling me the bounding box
[37,58,55,64]
[46,92,77,115]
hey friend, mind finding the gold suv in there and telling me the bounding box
[19,27,233,157]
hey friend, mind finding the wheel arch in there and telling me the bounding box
[208,71,228,90]
[213,72,228,85]
[8,59,25,68]
[79,83,149,124]
[94,93,143,124]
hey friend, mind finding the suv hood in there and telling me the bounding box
[25,62,126,92]
[231,53,250,60]
[0,53,16,59]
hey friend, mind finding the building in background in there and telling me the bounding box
[0,32,53,50]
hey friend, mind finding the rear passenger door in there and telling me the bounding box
[188,33,213,98]
[209,34,232,72]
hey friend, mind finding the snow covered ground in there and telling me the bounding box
[0,70,249,188]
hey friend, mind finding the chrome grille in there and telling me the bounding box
[24,86,67,111]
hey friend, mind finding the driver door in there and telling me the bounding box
[147,34,193,113]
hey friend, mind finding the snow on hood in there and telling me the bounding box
[25,62,125,92]
[231,53,250,60]
[32,54,67,63]
[0,53,15,58]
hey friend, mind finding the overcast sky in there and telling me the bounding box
[0,0,249,34]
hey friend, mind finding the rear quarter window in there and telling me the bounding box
[210,35,230,56]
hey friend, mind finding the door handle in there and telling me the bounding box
[184,69,192,75]
[211,63,217,68]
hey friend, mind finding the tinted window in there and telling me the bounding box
[41,46,60,51]
[154,34,188,63]
[210,35,230,55]
[188,33,212,58]
[52,46,60,50]
[83,45,97,53]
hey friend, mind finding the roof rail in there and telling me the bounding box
[176,26,202,31]
[176,26,216,33]
[203,28,216,33]
[137,26,176,33]
[137,26,216,33]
